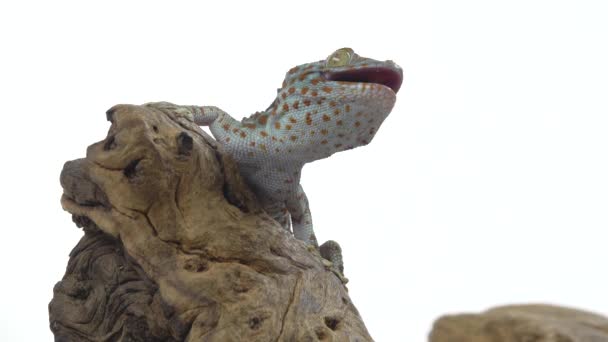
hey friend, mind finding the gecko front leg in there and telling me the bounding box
[144,102,228,126]
[286,185,318,248]
[190,106,229,126]
[287,186,347,283]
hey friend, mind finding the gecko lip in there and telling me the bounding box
[324,66,403,93]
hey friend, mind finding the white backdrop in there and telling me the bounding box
[1,1,607,341]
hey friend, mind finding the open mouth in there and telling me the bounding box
[324,66,403,93]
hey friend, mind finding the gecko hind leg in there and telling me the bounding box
[286,185,318,248]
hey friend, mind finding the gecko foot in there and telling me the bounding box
[319,240,348,284]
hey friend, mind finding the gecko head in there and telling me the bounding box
[269,47,402,118]
[275,48,402,104]
[265,48,402,153]
[322,48,403,93]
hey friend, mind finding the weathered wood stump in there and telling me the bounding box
[429,304,608,342]
[50,103,372,341]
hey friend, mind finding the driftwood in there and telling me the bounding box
[50,103,372,341]
[429,304,608,342]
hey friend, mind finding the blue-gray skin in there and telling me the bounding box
[152,48,402,276]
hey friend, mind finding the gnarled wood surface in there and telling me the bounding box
[50,103,372,342]
[430,304,608,342]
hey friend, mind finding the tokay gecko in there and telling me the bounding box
[149,48,402,276]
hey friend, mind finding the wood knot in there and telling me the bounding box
[176,132,193,156]
[324,316,341,331]
[183,258,208,273]
[106,107,116,123]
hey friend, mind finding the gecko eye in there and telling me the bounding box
[326,48,354,67]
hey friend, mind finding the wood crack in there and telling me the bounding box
[276,273,302,341]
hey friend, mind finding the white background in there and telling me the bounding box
[1,1,607,341]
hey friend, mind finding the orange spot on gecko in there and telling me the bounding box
[321,139,328,144]
[289,117,297,123]
[281,92,287,100]
[305,113,313,125]
[259,144,267,151]
[322,114,331,122]
[249,141,255,146]
[290,135,298,141]
[321,129,328,135]
[257,115,268,125]
[222,124,230,131]
[336,120,343,125]
[301,87,309,95]
[288,66,299,74]
[244,123,256,129]
[335,143,343,148]
[288,87,296,94]
[303,99,312,106]
[329,101,336,107]
[240,131,247,138]
[322,86,333,93]
[345,104,351,112]
[275,122,281,129]
[283,103,289,111]
[285,124,292,130]
[292,101,299,109]
[260,131,268,137]
[355,121,361,127]
[333,109,341,115]
[311,79,320,85]
[311,91,318,97]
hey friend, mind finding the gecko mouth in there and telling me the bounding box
[324,66,403,93]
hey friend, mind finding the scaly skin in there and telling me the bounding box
[148,48,402,275]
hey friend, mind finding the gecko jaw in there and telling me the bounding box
[323,66,403,93]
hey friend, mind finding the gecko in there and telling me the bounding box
[150,48,402,274]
